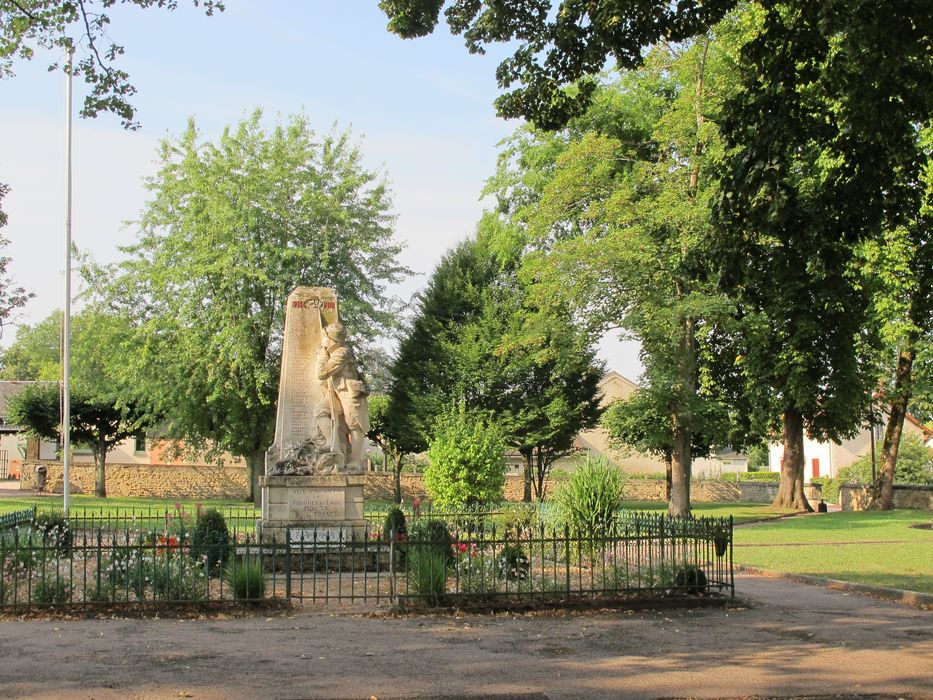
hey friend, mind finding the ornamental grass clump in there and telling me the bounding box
[227,556,266,601]
[189,508,230,573]
[409,518,453,567]
[407,547,448,605]
[554,455,625,537]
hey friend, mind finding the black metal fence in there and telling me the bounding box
[0,508,732,611]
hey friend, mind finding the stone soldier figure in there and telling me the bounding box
[316,322,370,470]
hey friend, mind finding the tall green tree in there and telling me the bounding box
[5,309,144,496]
[0,182,33,338]
[389,222,603,501]
[93,111,409,500]
[1,0,223,130]
[366,393,410,504]
[859,126,933,510]
[483,12,758,515]
[713,2,932,510]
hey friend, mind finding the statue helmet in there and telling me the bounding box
[323,322,347,343]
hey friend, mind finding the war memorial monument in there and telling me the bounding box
[259,286,370,545]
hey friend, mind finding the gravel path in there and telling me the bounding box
[0,574,930,699]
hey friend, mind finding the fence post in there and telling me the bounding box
[284,527,292,600]
[564,525,571,594]
[729,515,734,600]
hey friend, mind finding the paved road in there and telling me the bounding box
[0,574,930,699]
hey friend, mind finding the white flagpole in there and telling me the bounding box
[63,44,73,517]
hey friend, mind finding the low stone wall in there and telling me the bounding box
[20,461,248,500]
[363,473,817,505]
[841,484,933,511]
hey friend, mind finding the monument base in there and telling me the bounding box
[259,473,368,544]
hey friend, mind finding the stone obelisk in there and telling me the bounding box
[259,286,368,544]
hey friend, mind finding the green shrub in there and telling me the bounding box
[383,506,407,541]
[35,511,72,554]
[409,519,453,567]
[151,550,208,601]
[407,547,448,604]
[189,508,230,573]
[227,557,266,601]
[425,405,506,507]
[738,471,781,482]
[554,455,624,536]
[31,572,71,605]
[496,544,529,581]
[673,566,708,595]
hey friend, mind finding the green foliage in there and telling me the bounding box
[89,111,409,497]
[382,506,407,541]
[0,310,58,380]
[406,547,448,605]
[409,519,453,568]
[31,572,71,605]
[554,456,625,537]
[425,406,506,507]
[34,511,72,555]
[150,549,208,601]
[496,544,530,581]
[746,444,770,471]
[381,0,735,130]
[819,435,933,503]
[189,508,230,573]
[0,183,33,337]
[227,557,266,601]
[0,1,224,130]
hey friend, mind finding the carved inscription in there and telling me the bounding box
[288,488,344,521]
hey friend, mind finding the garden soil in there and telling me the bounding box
[0,574,930,699]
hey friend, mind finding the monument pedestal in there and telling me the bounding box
[259,474,368,544]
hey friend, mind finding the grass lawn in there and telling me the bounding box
[621,500,794,524]
[0,494,255,516]
[734,510,933,593]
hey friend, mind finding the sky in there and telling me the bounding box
[0,1,642,380]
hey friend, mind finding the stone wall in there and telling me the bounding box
[363,473,818,505]
[20,461,248,500]
[841,484,933,511]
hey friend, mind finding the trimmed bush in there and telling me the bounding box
[554,455,624,536]
[425,405,506,507]
[383,506,407,541]
[190,508,230,572]
[496,544,530,581]
[227,557,266,601]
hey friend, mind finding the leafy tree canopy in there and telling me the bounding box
[89,110,409,498]
[381,0,737,129]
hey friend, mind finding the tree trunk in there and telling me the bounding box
[669,309,696,518]
[876,346,915,510]
[94,442,107,498]
[669,420,692,516]
[664,450,673,502]
[392,453,403,504]
[245,449,264,505]
[520,447,533,503]
[773,408,812,511]
[533,448,548,502]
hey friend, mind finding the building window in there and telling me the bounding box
[134,434,147,454]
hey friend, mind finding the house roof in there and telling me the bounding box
[905,412,933,440]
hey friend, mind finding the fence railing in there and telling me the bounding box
[0,509,732,610]
[0,507,36,532]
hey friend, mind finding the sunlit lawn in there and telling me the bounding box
[734,510,933,593]
[0,494,254,516]
[621,500,794,524]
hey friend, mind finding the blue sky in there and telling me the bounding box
[0,1,641,379]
